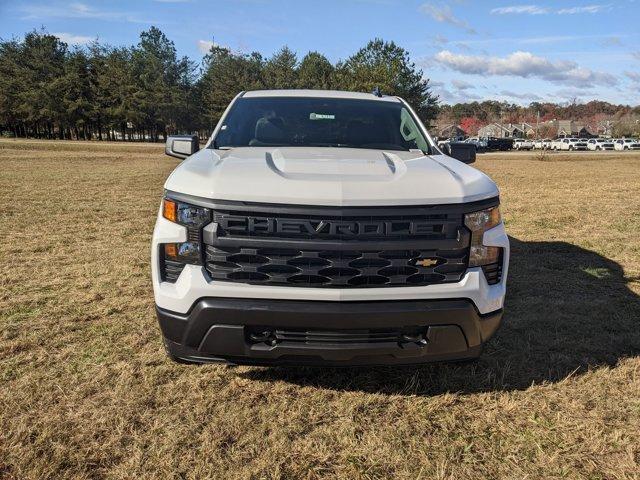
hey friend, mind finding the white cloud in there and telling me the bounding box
[432,85,481,104]
[624,71,640,82]
[490,4,610,15]
[491,5,549,15]
[21,2,161,24]
[554,87,597,101]
[453,41,473,52]
[451,79,474,90]
[197,40,230,54]
[433,34,449,46]
[500,90,543,101]
[53,32,94,45]
[631,51,640,61]
[197,40,214,54]
[433,50,618,88]
[419,3,476,34]
[557,4,609,14]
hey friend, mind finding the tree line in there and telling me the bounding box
[0,28,438,142]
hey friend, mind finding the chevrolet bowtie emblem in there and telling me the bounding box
[415,258,438,267]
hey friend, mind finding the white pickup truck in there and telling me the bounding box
[587,138,615,151]
[553,138,588,151]
[513,138,534,150]
[152,90,509,366]
[614,138,640,150]
[533,139,552,150]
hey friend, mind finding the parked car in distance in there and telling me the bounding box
[436,136,466,150]
[555,138,588,151]
[554,138,571,150]
[533,139,551,150]
[614,138,640,150]
[486,137,514,151]
[587,138,615,151]
[551,138,565,150]
[513,138,534,150]
[568,138,588,151]
[465,137,488,151]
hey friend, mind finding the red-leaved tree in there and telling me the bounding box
[459,117,483,135]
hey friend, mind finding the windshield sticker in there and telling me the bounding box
[310,113,335,120]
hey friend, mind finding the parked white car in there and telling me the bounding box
[555,138,588,151]
[533,138,551,150]
[587,138,615,151]
[569,138,588,151]
[437,136,465,150]
[614,138,640,150]
[465,137,488,151]
[513,138,534,150]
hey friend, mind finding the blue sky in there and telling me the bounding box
[1,0,639,105]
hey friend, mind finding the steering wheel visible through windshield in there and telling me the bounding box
[212,96,432,153]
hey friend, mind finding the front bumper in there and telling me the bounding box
[158,298,502,366]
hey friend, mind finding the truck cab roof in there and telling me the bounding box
[242,89,402,103]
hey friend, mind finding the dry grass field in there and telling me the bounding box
[1,139,639,479]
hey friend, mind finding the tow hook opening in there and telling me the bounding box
[248,329,277,346]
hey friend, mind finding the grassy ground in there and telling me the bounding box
[1,139,639,479]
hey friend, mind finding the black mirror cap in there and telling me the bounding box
[165,135,200,159]
[445,142,476,164]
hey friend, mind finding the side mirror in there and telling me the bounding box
[445,142,476,164]
[165,135,199,159]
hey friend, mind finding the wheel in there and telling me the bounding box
[569,146,574,151]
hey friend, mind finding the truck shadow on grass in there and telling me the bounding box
[239,237,640,395]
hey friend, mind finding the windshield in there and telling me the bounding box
[212,96,431,152]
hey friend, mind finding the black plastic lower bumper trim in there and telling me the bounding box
[156,298,502,366]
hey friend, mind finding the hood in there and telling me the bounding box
[164,147,499,206]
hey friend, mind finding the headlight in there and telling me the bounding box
[160,197,211,272]
[464,206,502,267]
[162,198,210,227]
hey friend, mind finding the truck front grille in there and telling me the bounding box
[206,245,468,287]
[202,200,496,288]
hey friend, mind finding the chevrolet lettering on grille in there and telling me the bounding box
[217,215,442,237]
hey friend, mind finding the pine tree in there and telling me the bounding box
[262,47,298,89]
[297,52,334,89]
[199,47,264,126]
[335,39,438,124]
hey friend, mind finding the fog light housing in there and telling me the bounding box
[465,206,503,267]
[163,242,201,265]
[469,245,501,266]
